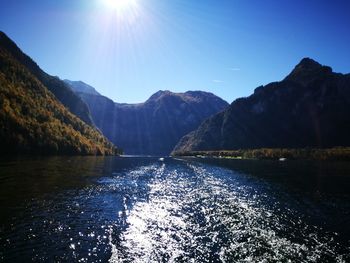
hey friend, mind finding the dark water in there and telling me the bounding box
[0,156,350,262]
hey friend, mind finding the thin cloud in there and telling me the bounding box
[212,79,224,83]
[228,67,241,71]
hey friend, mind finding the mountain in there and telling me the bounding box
[173,58,350,153]
[64,80,101,96]
[0,32,117,155]
[0,31,94,126]
[78,90,228,155]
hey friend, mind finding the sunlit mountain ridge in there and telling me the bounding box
[0,32,94,126]
[64,80,101,96]
[0,31,117,155]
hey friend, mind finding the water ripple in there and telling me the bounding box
[1,158,349,262]
[108,162,349,262]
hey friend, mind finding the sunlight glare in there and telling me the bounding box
[103,0,137,12]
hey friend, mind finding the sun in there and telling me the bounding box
[102,0,137,12]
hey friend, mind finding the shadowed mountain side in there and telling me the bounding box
[77,90,228,155]
[173,58,350,153]
[0,31,94,125]
[0,34,117,155]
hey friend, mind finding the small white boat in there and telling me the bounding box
[159,157,165,161]
[279,157,286,161]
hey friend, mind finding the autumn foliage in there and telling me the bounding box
[0,43,117,155]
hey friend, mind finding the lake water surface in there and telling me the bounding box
[0,156,349,262]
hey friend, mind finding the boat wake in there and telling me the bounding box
[108,161,348,262]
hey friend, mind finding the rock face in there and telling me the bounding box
[173,58,350,153]
[0,31,94,126]
[78,90,228,155]
[0,32,116,155]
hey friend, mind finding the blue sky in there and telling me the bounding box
[1,0,350,103]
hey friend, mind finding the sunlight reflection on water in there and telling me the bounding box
[106,162,349,262]
[1,157,349,262]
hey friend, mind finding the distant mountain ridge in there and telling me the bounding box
[64,80,101,96]
[76,89,229,155]
[0,31,116,155]
[173,58,350,153]
[0,32,94,125]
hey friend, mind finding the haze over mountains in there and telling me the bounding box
[0,31,116,155]
[65,83,229,155]
[64,80,101,96]
[173,58,350,153]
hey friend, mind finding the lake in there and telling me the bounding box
[0,156,349,262]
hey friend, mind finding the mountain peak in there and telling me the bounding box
[79,88,228,155]
[185,90,213,97]
[173,58,350,154]
[284,57,332,85]
[147,90,173,101]
[296,57,322,69]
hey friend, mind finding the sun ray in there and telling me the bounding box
[102,0,137,12]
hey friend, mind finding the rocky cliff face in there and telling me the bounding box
[173,58,350,153]
[78,90,228,155]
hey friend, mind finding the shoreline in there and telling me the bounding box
[172,147,350,161]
